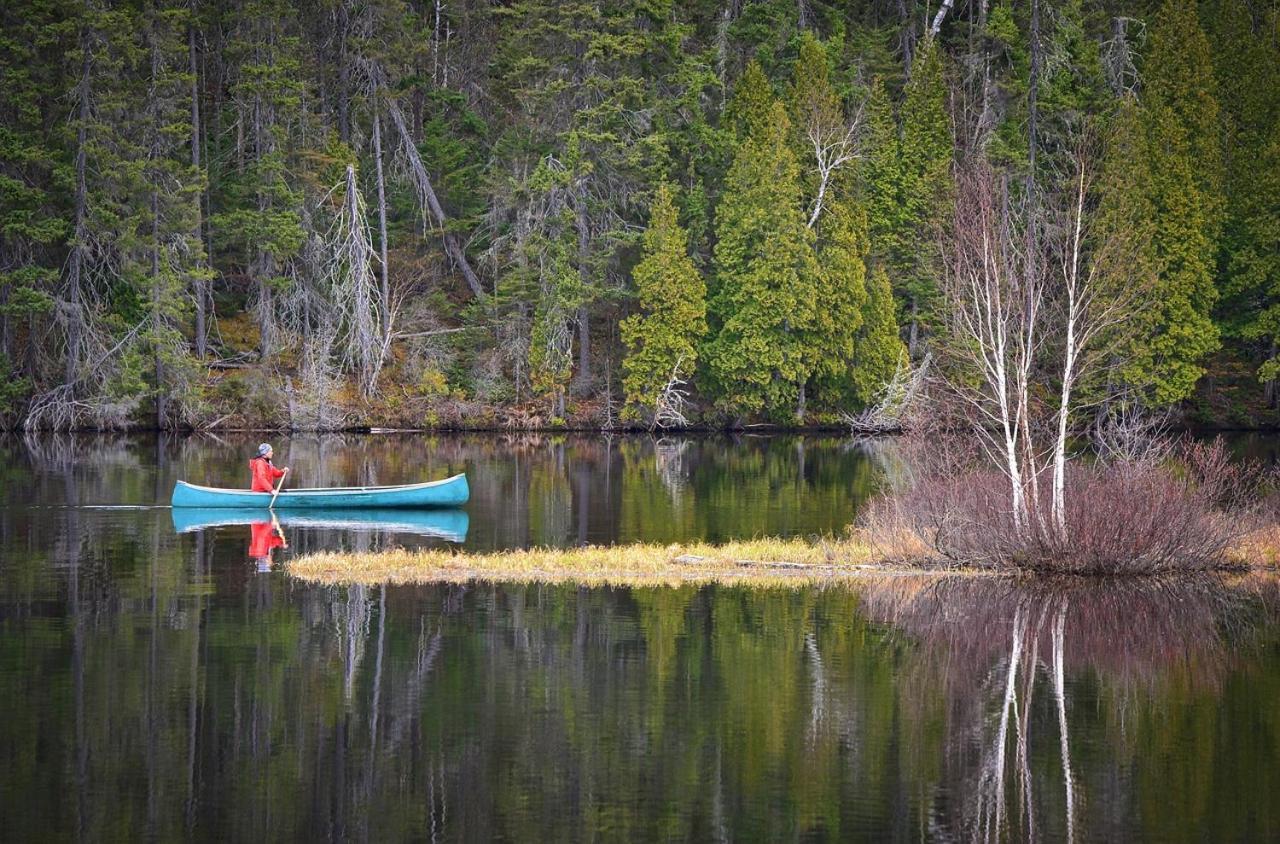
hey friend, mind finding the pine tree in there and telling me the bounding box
[1103,0,1224,404]
[492,0,677,394]
[0,0,65,409]
[724,59,775,141]
[705,100,820,420]
[209,0,306,361]
[137,0,207,426]
[849,265,907,407]
[866,37,952,355]
[808,196,869,409]
[620,183,707,422]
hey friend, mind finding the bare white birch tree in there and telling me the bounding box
[941,151,1132,539]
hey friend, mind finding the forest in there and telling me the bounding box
[0,0,1276,430]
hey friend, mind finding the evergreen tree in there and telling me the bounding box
[786,33,855,229]
[1205,0,1280,395]
[620,183,707,422]
[849,265,907,407]
[862,77,907,280]
[705,100,820,420]
[808,196,868,409]
[209,0,306,361]
[871,37,952,354]
[0,0,65,409]
[1110,0,1223,404]
[724,59,775,141]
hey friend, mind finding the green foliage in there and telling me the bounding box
[705,101,821,420]
[848,265,906,407]
[808,197,869,407]
[1094,1,1225,406]
[863,38,952,350]
[0,0,1272,427]
[620,184,707,421]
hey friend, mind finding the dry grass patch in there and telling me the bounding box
[287,536,895,588]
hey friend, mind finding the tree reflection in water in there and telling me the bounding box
[859,574,1269,843]
[4,433,1280,841]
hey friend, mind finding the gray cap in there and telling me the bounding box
[257,443,272,457]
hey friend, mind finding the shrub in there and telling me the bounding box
[861,434,1264,573]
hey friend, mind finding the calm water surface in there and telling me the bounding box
[1,433,1278,842]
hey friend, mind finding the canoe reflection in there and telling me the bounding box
[171,507,470,543]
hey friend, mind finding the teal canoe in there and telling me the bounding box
[170,473,469,509]
[171,507,469,542]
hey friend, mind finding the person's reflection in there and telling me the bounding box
[249,513,287,572]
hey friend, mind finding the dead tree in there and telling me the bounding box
[324,165,384,397]
[362,58,485,299]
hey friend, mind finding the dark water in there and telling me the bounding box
[2,433,1279,842]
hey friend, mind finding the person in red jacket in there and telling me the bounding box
[250,442,289,492]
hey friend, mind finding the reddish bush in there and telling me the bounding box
[862,435,1263,573]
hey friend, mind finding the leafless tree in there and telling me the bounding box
[321,165,384,398]
[940,148,1132,538]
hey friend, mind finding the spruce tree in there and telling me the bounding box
[705,100,820,420]
[808,196,869,409]
[620,183,707,423]
[850,265,907,408]
[0,0,64,407]
[1113,1,1224,404]
[209,0,306,361]
[869,37,952,354]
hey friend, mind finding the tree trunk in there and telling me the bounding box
[907,297,919,357]
[190,10,207,359]
[67,31,92,387]
[573,182,591,393]
[379,86,485,298]
[796,381,807,424]
[372,104,391,343]
[336,3,351,144]
[897,0,915,78]
[153,192,166,428]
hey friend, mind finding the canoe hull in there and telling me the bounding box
[171,474,469,509]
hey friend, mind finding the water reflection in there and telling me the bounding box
[6,431,883,549]
[172,508,471,544]
[4,434,1280,841]
[859,575,1274,842]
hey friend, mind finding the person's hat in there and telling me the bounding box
[257,443,272,457]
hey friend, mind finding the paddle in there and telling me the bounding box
[269,469,288,510]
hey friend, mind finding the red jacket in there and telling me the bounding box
[249,521,286,558]
[250,456,285,492]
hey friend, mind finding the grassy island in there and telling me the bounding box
[286,536,926,588]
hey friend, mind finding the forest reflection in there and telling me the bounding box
[3,434,1280,841]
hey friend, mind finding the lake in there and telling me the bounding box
[1,433,1278,841]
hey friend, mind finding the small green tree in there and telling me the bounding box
[620,184,707,423]
[808,196,869,408]
[850,265,908,407]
